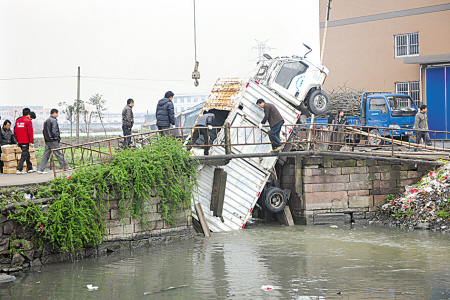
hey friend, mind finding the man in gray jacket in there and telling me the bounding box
[188,110,215,155]
[414,104,432,146]
[122,98,134,148]
[37,109,70,174]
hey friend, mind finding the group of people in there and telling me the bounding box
[0,108,69,175]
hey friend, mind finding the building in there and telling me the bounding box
[173,93,209,113]
[319,1,450,133]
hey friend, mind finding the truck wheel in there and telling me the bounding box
[307,90,330,115]
[263,187,287,213]
[368,129,384,145]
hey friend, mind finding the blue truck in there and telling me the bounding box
[310,92,418,145]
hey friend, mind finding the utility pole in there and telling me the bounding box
[76,66,80,144]
[251,40,274,61]
[320,0,332,65]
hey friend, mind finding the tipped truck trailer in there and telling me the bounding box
[187,54,329,232]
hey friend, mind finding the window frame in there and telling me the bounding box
[369,98,388,114]
[394,32,419,58]
[395,81,421,107]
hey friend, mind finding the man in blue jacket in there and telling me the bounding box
[156,91,175,136]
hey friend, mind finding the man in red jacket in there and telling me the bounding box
[14,108,35,174]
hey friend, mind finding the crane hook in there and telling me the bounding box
[192,61,200,87]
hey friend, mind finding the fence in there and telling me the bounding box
[50,124,450,177]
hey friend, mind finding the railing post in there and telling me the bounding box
[224,122,231,155]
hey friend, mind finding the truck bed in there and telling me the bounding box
[189,78,300,232]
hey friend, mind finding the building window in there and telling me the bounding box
[394,32,419,58]
[188,97,191,103]
[181,98,185,104]
[174,99,178,104]
[395,81,421,107]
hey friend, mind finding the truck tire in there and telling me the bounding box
[307,90,330,115]
[263,187,287,213]
[368,129,384,145]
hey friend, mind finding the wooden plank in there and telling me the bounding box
[195,203,211,237]
[277,206,295,226]
[213,170,227,218]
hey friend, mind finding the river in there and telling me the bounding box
[1,222,450,299]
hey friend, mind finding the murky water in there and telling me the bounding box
[1,222,450,300]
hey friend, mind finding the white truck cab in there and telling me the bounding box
[251,55,329,115]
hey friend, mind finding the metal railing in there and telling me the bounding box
[50,123,450,177]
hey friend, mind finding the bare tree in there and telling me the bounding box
[88,94,107,136]
[82,107,94,138]
[58,102,75,138]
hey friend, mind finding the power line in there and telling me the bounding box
[0,76,76,80]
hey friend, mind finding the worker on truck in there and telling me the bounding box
[414,104,432,146]
[256,99,284,153]
[188,110,215,155]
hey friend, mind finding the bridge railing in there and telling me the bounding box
[50,123,450,177]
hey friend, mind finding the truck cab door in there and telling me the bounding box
[367,97,389,129]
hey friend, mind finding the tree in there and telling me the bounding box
[58,102,75,138]
[82,107,94,138]
[88,94,107,136]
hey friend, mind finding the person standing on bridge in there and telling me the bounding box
[37,109,69,174]
[156,91,176,136]
[414,104,432,146]
[256,99,285,153]
[14,108,35,175]
[188,110,215,155]
[122,98,134,149]
[0,120,17,173]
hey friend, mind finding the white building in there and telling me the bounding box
[172,93,209,113]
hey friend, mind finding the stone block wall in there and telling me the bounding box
[0,196,193,273]
[281,155,435,225]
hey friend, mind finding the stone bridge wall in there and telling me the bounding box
[0,195,193,273]
[280,155,435,224]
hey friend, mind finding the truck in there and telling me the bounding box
[309,92,418,145]
[186,49,330,232]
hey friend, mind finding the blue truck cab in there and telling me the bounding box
[361,92,417,143]
[308,92,418,145]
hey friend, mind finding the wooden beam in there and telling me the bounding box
[195,203,211,237]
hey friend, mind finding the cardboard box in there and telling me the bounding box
[15,154,21,160]
[1,145,16,154]
[14,146,22,154]
[31,158,37,163]
[29,147,35,153]
[4,160,18,168]
[2,168,17,174]
[30,152,36,160]
[1,153,16,162]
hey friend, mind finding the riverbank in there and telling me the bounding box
[0,136,198,274]
[372,160,450,231]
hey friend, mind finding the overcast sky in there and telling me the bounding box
[1,0,320,114]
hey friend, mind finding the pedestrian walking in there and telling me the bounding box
[256,99,285,152]
[156,91,175,136]
[414,104,432,146]
[188,110,215,155]
[37,109,69,174]
[122,98,134,148]
[14,108,35,174]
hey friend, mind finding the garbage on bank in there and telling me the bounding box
[376,161,450,230]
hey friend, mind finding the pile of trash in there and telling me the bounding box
[375,160,450,231]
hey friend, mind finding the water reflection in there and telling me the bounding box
[0,222,450,299]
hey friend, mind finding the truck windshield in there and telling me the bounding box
[275,61,308,89]
[387,96,416,110]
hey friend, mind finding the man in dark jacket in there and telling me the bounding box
[1,120,17,145]
[0,120,17,173]
[156,91,175,136]
[188,110,215,155]
[37,109,69,174]
[414,104,432,146]
[122,98,134,148]
[14,108,35,174]
[256,99,284,152]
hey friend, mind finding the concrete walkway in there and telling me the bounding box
[0,170,72,188]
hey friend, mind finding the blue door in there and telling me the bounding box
[426,67,447,139]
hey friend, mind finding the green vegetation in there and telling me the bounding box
[6,136,198,253]
[385,194,395,203]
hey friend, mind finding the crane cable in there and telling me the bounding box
[192,0,200,87]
